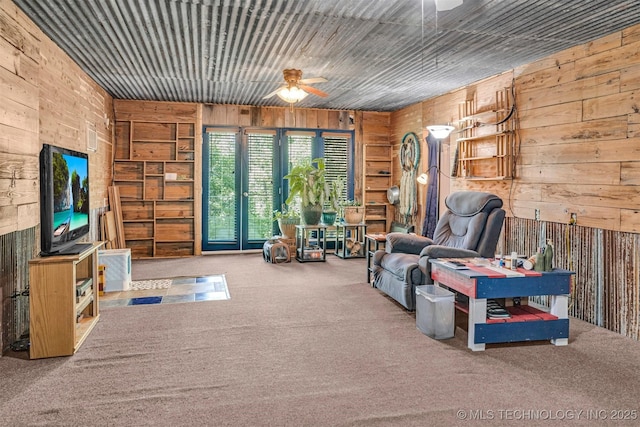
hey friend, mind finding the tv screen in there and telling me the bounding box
[40,144,91,256]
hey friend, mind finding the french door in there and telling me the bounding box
[202,127,353,251]
[202,127,278,251]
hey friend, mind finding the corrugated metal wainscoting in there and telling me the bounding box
[0,226,38,355]
[502,217,640,341]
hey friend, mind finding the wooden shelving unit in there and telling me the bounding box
[454,87,515,180]
[114,120,197,258]
[362,144,394,233]
[29,242,104,359]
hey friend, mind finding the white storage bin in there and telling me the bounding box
[415,285,455,340]
[98,249,131,292]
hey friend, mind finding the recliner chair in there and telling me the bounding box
[371,191,505,310]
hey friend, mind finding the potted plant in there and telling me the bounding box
[322,176,345,226]
[284,158,328,225]
[273,206,300,239]
[341,199,364,224]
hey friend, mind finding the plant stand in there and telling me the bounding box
[335,223,367,259]
[295,224,328,262]
[343,206,364,224]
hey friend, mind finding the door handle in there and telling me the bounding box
[243,192,249,197]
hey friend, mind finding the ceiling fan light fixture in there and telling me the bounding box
[426,125,455,139]
[277,85,308,103]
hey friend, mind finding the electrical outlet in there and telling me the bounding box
[570,212,577,225]
[535,208,540,221]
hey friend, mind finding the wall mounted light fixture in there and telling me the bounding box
[426,125,454,139]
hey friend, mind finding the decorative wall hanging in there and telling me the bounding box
[399,132,420,225]
[421,132,440,238]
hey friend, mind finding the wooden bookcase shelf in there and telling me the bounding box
[114,120,197,258]
[29,242,104,359]
[363,144,394,233]
[454,86,515,180]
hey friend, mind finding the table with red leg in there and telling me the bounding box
[430,259,573,351]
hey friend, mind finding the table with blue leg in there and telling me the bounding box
[430,259,574,351]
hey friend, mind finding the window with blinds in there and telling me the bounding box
[285,131,352,204]
[286,133,313,168]
[323,133,351,202]
[205,130,237,241]
[246,131,275,240]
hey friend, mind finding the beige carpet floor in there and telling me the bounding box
[1,253,639,426]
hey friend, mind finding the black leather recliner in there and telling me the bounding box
[371,191,505,310]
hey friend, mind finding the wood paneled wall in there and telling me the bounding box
[392,23,640,235]
[0,0,113,354]
[202,104,354,130]
[0,0,113,237]
[390,24,640,341]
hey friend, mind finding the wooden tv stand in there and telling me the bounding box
[29,242,104,359]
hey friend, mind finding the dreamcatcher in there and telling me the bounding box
[399,132,420,225]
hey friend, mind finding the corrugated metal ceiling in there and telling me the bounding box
[13,0,640,111]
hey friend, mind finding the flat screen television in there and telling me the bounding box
[39,144,92,256]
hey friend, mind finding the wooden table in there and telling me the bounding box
[430,259,573,351]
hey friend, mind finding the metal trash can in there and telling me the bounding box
[415,285,455,339]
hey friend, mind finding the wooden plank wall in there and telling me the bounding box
[0,0,41,236]
[392,24,640,233]
[0,0,113,237]
[390,24,640,340]
[202,104,354,130]
[390,103,423,228]
[0,0,114,354]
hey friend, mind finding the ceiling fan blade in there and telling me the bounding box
[300,77,328,84]
[299,84,328,98]
[263,85,286,99]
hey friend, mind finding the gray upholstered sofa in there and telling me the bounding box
[371,191,505,310]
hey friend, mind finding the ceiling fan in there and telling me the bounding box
[263,69,328,104]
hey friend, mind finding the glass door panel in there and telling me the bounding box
[203,128,240,250]
[243,130,277,248]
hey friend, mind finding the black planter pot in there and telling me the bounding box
[302,204,322,225]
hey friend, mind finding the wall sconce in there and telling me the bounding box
[426,125,455,139]
[416,165,439,185]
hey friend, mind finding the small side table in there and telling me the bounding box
[365,233,387,284]
[295,224,327,262]
[335,222,367,259]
